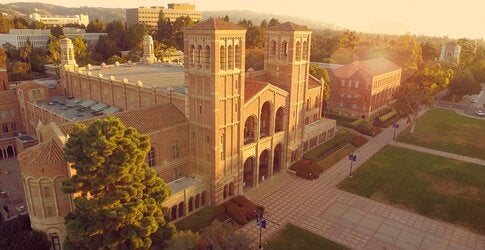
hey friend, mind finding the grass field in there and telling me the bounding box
[338,145,485,234]
[398,108,485,160]
[265,224,348,250]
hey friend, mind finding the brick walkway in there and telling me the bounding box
[240,110,485,250]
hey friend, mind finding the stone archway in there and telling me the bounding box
[171,205,178,221]
[273,144,283,173]
[6,145,15,158]
[178,202,185,218]
[243,157,255,188]
[259,150,269,181]
[244,115,256,144]
[195,194,200,209]
[188,197,194,213]
[275,107,284,133]
[260,102,271,138]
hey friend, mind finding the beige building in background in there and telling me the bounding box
[126,4,202,28]
[11,19,336,248]
[29,13,89,27]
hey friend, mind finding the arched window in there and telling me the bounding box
[147,147,156,167]
[197,45,202,69]
[302,41,308,60]
[235,45,241,68]
[172,141,180,159]
[190,45,195,66]
[281,41,288,58]
[228,45,234,69]
[204,45,210,69]
[315,96,319,108]
[296,41,301,61]
[306,99,311,111]
[220,45,226,70]
[270,40,277,58]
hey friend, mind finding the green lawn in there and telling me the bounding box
[398,108,485,160]
[338,145,485,234]
[174,206,224,233]
[265,224,348,250]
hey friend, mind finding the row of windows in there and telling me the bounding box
[1,122,16,134]
[269,40,308,61]
[306,96,321,111]
[146,142,181,167]
[340,79,362,89]
[374,74,400,89]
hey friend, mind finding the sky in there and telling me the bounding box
[3,0,485,39]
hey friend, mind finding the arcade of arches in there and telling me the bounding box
[244,102,285,145]
[243,143,283,188]
[0,144,16,160]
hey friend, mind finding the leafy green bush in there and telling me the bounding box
[378,110,397,122]
[351,136,368,147]
[290,159,321,179]
[349,118,364,128]
[303,129,356,162]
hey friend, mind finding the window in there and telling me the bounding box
[270,40,277,58]
[190,45,195,66]
[302,41,308,59]
[197,45,202,69]
[281,41,288,58]
[199,104,202,114]
[43,186,52,198]
[228,45,234,69]
[355,81,359,88]
[174,166,183,179]
[204,45,211,69]
[296,41,301,60]
[147,147,156,167]
[220,45,226,70]
[235,45,241,68]
[172,141,180,159]
[2,124,8,133]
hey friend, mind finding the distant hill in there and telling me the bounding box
[0,2,125,22]
[201,10,334,30]
[0,2,335,30]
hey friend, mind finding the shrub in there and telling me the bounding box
[303,129,355,161]
[367,127,383,136]
[378,110,397,122]
[373,114,401,128]
[221,201,248,225]
[355,121,373,134]
[290,159,321,180]
[351,136,368,147]
[349,118,364,128]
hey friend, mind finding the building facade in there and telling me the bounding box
[126,4,202,28]
[0,28,106,50]
[11,20,337,248]
[439,42,461,65]
[328,58,402,120]
[29,13,89,27]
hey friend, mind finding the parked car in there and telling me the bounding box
[475,110,485,116]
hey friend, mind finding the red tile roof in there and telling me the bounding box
[185,18,246,31]
[58,104,188,135]
[266,22,310,32]
[245,80,269,101]
[20,138,65,164]
[332,57,401,79]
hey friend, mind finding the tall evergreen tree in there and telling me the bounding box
[62,117,174,249]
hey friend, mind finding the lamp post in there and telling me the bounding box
[256,210,267,249]
[392,123,400,140]
[348,152,357,177]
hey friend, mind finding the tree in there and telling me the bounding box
[155,13,173,42]
[87,18,106,33]
[29,21,45,29]
[394,64,453,132]
[260,20,268,30]
[340,30,360,50]
[30,48,49,73]
[458,38,477,69]
[47,35,61,63]
[94,35,119,60]
[12,17,29,29]
[223,15,230,22]
[0,15,13,33]
[51,26,64,38]
[0,48,6,68]
[246,26,263,49]
[389,35,422,72]
[448,69,481,96]
[421,42,439,63]
[19,39,32,71]
[0,215,51,250]
[106,20,127,49]
[125,23,147,51]
[268,18,280,27]
[164,230,200,250]
[203,221,252,250]
[309,64,331,103]
[72,36,88,62]
[246,48,264,70]
[62,117,173,249]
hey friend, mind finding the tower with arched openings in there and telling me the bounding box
[184,19,246,205]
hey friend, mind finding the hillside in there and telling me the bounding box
[0,2,125,22]
[0,2,335,30]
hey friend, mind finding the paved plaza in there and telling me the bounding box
[0,158,27,221]
[241,110,485,250]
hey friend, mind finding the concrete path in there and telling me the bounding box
[390,141,485,166]
[240,109,485,250]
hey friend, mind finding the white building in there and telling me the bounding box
[30,13,89,27]
[0,28,106,50]
[439,42,461,64]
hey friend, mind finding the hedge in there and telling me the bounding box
[303,129,356,162]
[290,159,321,180]
[378,110,397,122]
[351,136,368,147]
[373,114,401,128]
[349,118,364,128]
[221,196,264,225]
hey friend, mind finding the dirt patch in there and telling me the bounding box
[432,181,483,200]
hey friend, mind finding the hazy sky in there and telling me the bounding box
[4,0,485,39]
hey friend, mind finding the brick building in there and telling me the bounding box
[9,19,337,248]
[327,58,402,120]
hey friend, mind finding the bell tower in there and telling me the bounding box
[142,35,157,63]
[264,22,312,164]
[60,38,77,71]
[184,19,246,205]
